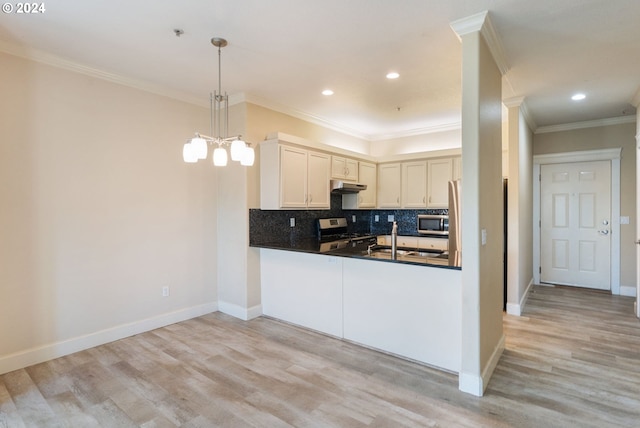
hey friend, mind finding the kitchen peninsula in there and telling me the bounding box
[252,134,463,374]
[257,247,461,373]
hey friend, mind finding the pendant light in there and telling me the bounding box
[181,37,254,166]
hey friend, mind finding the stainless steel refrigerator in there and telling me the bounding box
[448,179,461,266]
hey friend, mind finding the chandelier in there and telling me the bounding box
[182,37,254,166]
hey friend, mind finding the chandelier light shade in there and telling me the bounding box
[182,37,254,167]
[240,144,255,166]
[190,137,208,159]
[183,142,198,163]
[213,147,228,166]
[230,138,246,161]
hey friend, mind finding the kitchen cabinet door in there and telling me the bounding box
[377,163,401,208]
[280,146,308,208]
[345,158,358,181]
[343,161,376,209]
[418,237,448,252]
[402,161,427,208]
[356,161,376,207]
[331,156,358,181]
[427,158,453,208]
[307,151,331,208]
[331,156,347,179]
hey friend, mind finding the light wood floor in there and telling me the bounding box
[2,285,639,427]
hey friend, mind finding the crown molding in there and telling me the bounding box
[535,115,636,134]
[502,96,524,108]
[0,39,209,108]
[502,96,537,131]
[450,10,509,75]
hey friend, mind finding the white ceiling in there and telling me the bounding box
[1,0,638,140]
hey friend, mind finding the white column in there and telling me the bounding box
[451,11,507,396]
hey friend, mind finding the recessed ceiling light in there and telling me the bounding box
[571,93,586,101]
[322,89,334,96]
[386,72,400,80]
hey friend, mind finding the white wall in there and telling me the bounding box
[0,52,218,374]
[370,129,461,157]
[245,103,371,156]
[505,103,534,315]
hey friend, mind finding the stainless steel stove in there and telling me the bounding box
[317,218,376,253]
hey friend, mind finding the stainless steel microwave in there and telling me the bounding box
[417,214,449,236]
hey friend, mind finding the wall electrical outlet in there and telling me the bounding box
[481,229,487,246]
[352,215,356,222]
[162,286,170,297]
[290,218,295,227]
[620,216,630,225]
[388,215,394,222]
[374,215,379,222]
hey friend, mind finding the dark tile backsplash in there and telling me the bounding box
[250,194,447,244]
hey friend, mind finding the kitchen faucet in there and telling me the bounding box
[367,243,376,255]
[391,221,398,260]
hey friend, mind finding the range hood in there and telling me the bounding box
[330,180,367,194]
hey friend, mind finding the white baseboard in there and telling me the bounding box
[506,278,534,316]
[458,371,483,396]
[458,334,505,396]
[218,301,263,321]
[620,285,637,297]
[0,302,218,376]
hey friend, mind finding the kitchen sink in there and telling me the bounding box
[368,248,413,256]
[364,247,448,264]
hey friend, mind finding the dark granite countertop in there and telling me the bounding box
[250,237,325,253]
[250,238,461,270]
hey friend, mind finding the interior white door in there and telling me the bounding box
[540,161,611,290]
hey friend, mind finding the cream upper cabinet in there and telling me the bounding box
[260,135,460,211]
[377,163,401,208]
[427,158,453,208]
[260,141,330,209]
[331,156,358,181]
[342,161,376,209]
[357,161,377,208]
[402,161,427,208]
[306,151,331,208]
[279,146,308,208]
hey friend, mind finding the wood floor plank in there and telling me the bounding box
[2,369,60,427]
[1,284,639,427]
[0,378,26,428]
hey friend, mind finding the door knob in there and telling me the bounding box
[598,229,610,235]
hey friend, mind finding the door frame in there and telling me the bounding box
[533,148,622,294]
